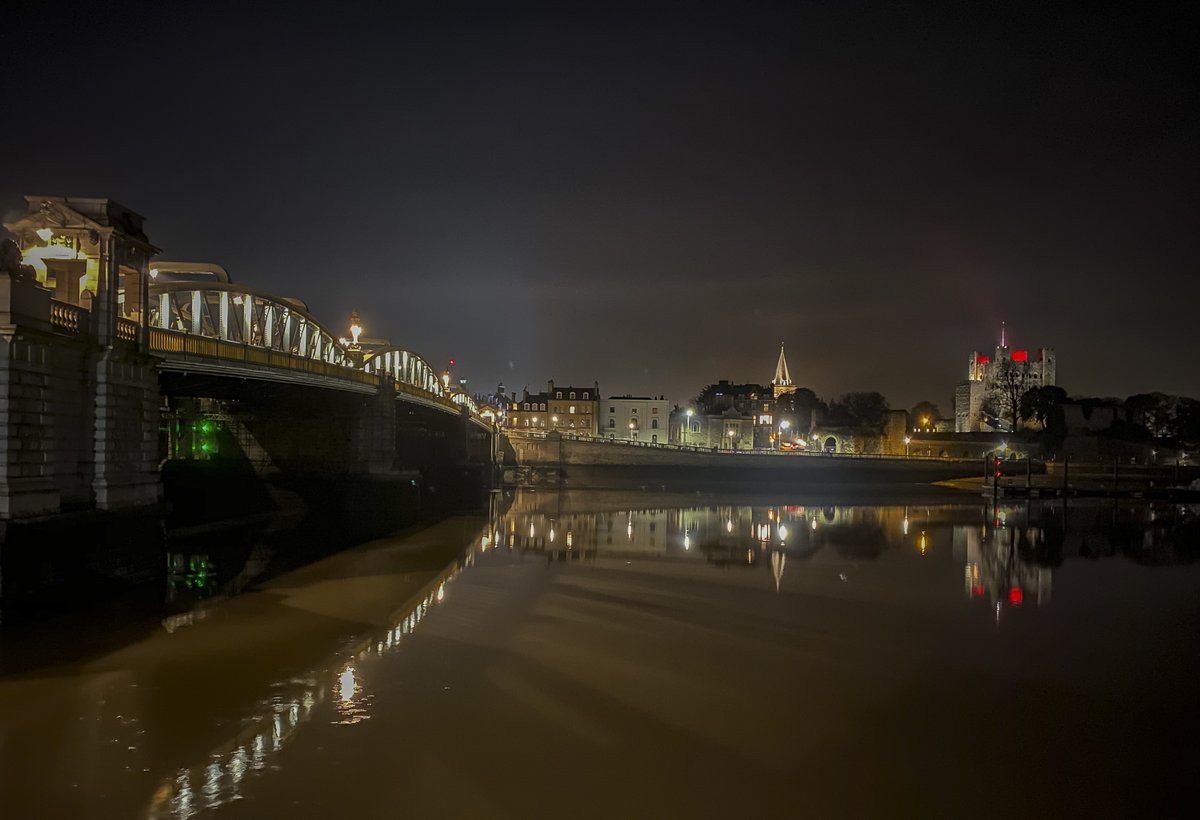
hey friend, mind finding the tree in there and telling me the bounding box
[775,387,824,433]
[1167,398,1200,446]
[828,392,889,430]
[1019,385,1067,431]
[909,401,941,431]
[991,359,1029,432]
[1125,392,1172,437]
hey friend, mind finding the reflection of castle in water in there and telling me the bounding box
[956,516,1053,611]
[492,491,1199,609]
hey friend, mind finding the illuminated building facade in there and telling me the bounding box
[603,395,669,443]
[508,380,599,434]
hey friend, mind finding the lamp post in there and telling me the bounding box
[779,419,790,451]
[685,409,693,446]
[728,428,736,450]
[903,435,911,457]
[347,310,364,365]
[629,421,636,442]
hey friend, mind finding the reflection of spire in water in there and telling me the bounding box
[772,551,786,592]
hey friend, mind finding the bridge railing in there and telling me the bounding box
[149,327,379,387]
[50,299,88,335]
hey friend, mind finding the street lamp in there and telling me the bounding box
[904,435,911,457]
[348,310,362,349]
[685,408,693,445]
[728,429,736,450]
[779,419,790,450]
[628,421,636,441]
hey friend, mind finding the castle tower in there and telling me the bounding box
[771,342,797,399]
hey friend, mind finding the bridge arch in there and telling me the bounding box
[148,282,356,368]
[362,346,445,398]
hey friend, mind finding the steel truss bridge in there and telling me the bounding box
[53,281,487,427]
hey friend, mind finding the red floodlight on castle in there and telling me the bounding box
[1012,350,1028,362]
[976,354,990,364]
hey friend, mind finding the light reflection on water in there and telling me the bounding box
[144,492,1199,817]
[146,548,468,818]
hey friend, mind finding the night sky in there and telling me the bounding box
[3,2,1197,412]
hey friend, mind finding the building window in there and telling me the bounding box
[583,392,589,399]
[556,392,562,399]
[608,419,615,428]
[651,407,658,414]
[523,403,529,410]
[652,435,658,444]
[631,408,638,414]
[651,419,659,429]
[691,423,699,433]
[610,406,615,413]
[570,391,576,399]
[569,406,576,414]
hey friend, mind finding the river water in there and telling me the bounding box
[1,488,1197,818]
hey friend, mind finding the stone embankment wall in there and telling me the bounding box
[504,433,982,486]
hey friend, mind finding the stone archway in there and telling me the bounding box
[824,436,837,453]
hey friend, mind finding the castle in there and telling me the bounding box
[954,325,1056,432]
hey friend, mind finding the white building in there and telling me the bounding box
[602,395,669,443]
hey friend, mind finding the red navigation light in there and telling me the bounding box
[1008,587,1023,605]
[449,358,456,366]
[1012,350,1028,362]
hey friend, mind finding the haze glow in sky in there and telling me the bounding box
[2,2,1197,411]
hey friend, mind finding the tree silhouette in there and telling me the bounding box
[992,360,1029,432]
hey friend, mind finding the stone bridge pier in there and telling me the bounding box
[1,270,159,522]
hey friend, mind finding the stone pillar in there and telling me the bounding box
[91,345,161,510]
[355,377,397,474]
[0,275,59,517]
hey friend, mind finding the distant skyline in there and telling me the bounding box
[2,2,1197,411]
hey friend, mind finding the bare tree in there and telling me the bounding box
[991,360,1029,432]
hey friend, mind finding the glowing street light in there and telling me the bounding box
[904,435,911,457]
[348,310,363,348]
[779,419,790,450]
[684,408,693,445]
[728,429,736,449]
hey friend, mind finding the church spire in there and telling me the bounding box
[772,342,792,387]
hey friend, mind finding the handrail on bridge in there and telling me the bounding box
[51,284,491,422]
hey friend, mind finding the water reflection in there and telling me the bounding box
[143,491,1199,818]
[495,492,1200,611]
[146,543,472,818]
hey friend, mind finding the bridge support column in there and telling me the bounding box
[356,378,397,474]
[91,347,161,510]
[1,273,161,520]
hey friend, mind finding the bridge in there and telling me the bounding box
[0,195,496,523]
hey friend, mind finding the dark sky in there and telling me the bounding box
[3,1,1197,412]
